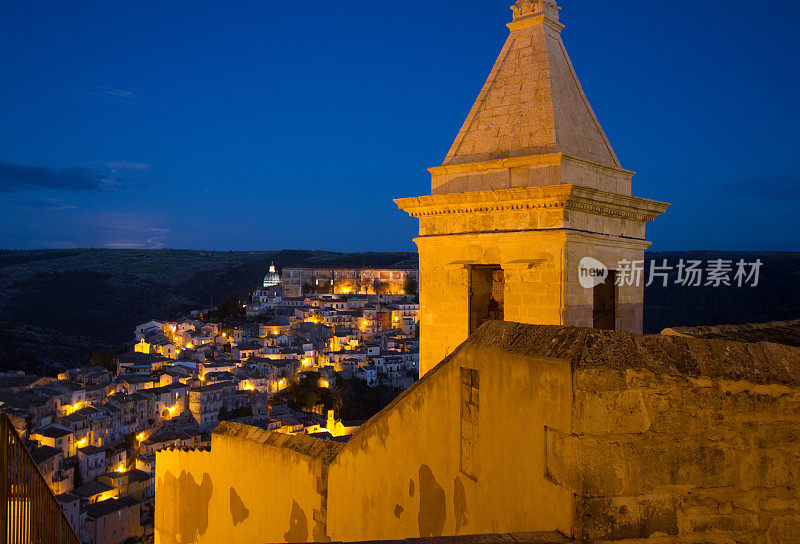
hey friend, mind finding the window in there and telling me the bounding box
[592,271,616,330]
[469,265,504,334]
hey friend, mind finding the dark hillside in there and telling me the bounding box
[644,251,800,333]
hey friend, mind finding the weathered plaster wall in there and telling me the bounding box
[327,340,574,541]
[155,428,342,544]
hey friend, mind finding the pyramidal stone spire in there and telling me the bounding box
[434,0,625,195]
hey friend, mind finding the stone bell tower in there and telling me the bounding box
[396,0,669,376]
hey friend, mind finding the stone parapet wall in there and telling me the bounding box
[155,425,343,544]
[155,322,800,544]
[547,366,800,542]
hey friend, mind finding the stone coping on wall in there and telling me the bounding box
[465,321,800,387]
[266,531,574,544]
[213,421,345,464]
[662,319,800,348]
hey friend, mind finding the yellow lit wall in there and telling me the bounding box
[155,431,339,544]
[155,322,800,544]
[155,325,574,543]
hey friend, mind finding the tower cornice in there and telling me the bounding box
[396,185,669,225]
[508,0,564,33]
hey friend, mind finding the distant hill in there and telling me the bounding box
[643,251,800,333]
[1,248,798,373]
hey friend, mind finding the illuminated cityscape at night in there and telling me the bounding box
[1,1,799,543]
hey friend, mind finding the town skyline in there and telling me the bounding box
[2,1,799,543]
[2,0,799,251]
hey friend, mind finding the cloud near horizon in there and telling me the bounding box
[65,85,136,102]
[105,160,150,172]
[0,160,153,192]
[717,175,800,201]
[20,197,78,210]
[0,162,110,192]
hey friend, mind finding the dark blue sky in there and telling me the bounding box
[1,0,798,251]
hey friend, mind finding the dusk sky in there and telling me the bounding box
[1,0,798,252]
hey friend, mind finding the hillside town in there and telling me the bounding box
[0,264,420,544]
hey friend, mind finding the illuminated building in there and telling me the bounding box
[263,262,281,288]
[281,267,419,297]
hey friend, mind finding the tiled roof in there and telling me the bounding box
[36,425,72,438]
[29,445,61,464]
[84,497,139,519]
[77,445,104,455]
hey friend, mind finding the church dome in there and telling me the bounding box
[263,262,281,288]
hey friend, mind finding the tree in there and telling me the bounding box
[90,349,115,370]
[335,377,397,421]
[302,282,312,295]
[218,405,253,421]
[314,281,332,295]
[280,372,340,413]
[337,279,356,294]
[218,293,245,316]
[376,281,392,295]
[403,278,418,295]
[203,292,245,321]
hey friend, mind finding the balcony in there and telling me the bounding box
[0,414,81,543]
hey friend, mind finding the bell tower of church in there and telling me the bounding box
[396,0,669,376]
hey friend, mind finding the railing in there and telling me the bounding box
[0,414,81,544]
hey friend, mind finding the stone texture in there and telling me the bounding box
[661,319,800,348]
[442,0,619,171]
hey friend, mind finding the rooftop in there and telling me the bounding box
[55,493,80,505]
[84,497,139,519]
[77,445,104,455]
[72,479,115,499]
[35,425,72,438]
[29,444,62,464]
